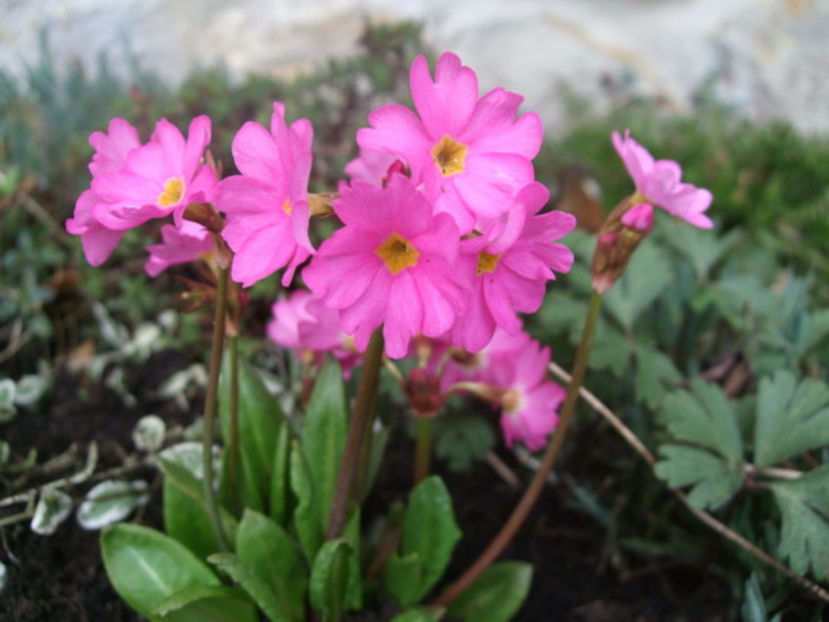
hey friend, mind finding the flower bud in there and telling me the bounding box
[404,368,445,418]
[591,196,653,294]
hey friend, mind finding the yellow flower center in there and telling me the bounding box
[476,252,501,276]
[157,177,184,207]
[431,135,468,177]
[376,233,420,275]
[282,198,293,214]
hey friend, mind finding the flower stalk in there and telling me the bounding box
[434,289,602,606]
[326,329,385,540]
[413,418,433,485]
[202,266,231,551]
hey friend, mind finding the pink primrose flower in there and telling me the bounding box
[91,116,217,231]
[144,219,212,277]
[66,190,125,266]
[218,103,315,288]
[267,290,362,376]
[357,52,543,233]
[612,129,712,228]
[344,148,399,185]
[66,118,142,265]
[484,333,564,451]
[450,183,576,352]
[302,174,468,359]
[268,290,315,351]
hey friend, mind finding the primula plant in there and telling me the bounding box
[52,49,829,621]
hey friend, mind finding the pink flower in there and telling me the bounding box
[344,148,399,185]
[144,219,212,277]
[66,119,143,265]
[88,118,142,176]
[302,174,468,359]
[66,190,125,266]
[267,291,362,376]
[612,130,713,228]
[484,333,564,451]
[357,52,543,233]
[218,103,315,287]
[450,183,576,352]
[91,116,217,230]
[268,290,316,351]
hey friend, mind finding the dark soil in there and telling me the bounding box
[1,349,197,622]
[2,351,732,622]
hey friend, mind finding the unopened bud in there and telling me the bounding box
[183,202,225,233]
[383,160,410,187]
[404,368,445,418]
[591,196,653,294]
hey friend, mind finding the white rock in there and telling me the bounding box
[0,0,826,133]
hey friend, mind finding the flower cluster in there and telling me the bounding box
[67,116,218,275]
[271,52,574,449]
[305,52,576,359]
[69,52,578,450]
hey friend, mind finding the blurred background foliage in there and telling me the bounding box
[1,21,828,620]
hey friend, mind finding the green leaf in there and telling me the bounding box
[740,574,779,622]
[602,241,671,331]
[208,552,292,622]
[158,458,237,558]
[302,359,347,532]
[236,510,307,621]
[220,444,264,514]
[397,476,462,604]
[383,552,423,609]
[290,440,322,561]
[309,539,352,622]
[769,466,829,580]
[390,607,445,622]
[799,308,829,356]
[587,321,632,376]
[269,422,292,525]
[660,219,740,279]
[77,479,149,530]
[219,356,283,511]
[447,561,533,622]
[660,379,743,465]
[654,444,744,509]
[30,487,72,535]
[100,524,219,619]
[154,585,258,622]
[655,381,744,508]
[343,507,363,610]
[633,344,682,409]
[754,371,829,468]
[132,414,166,453]
[433,413,494,472]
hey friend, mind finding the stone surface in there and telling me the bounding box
[0,0,826,133]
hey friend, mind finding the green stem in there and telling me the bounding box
[326,329,385,540]
[434,290,602,607]
[413,418,433,485]
[202,267,231,551]
[228,334,240,513]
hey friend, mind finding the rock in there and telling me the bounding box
[0,0,826,133]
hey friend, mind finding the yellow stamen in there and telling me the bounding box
[431,135,468,177]
[376,233,420,275]
[282,198,293,214]
[158,177,184,207]
[476,252,500,276]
